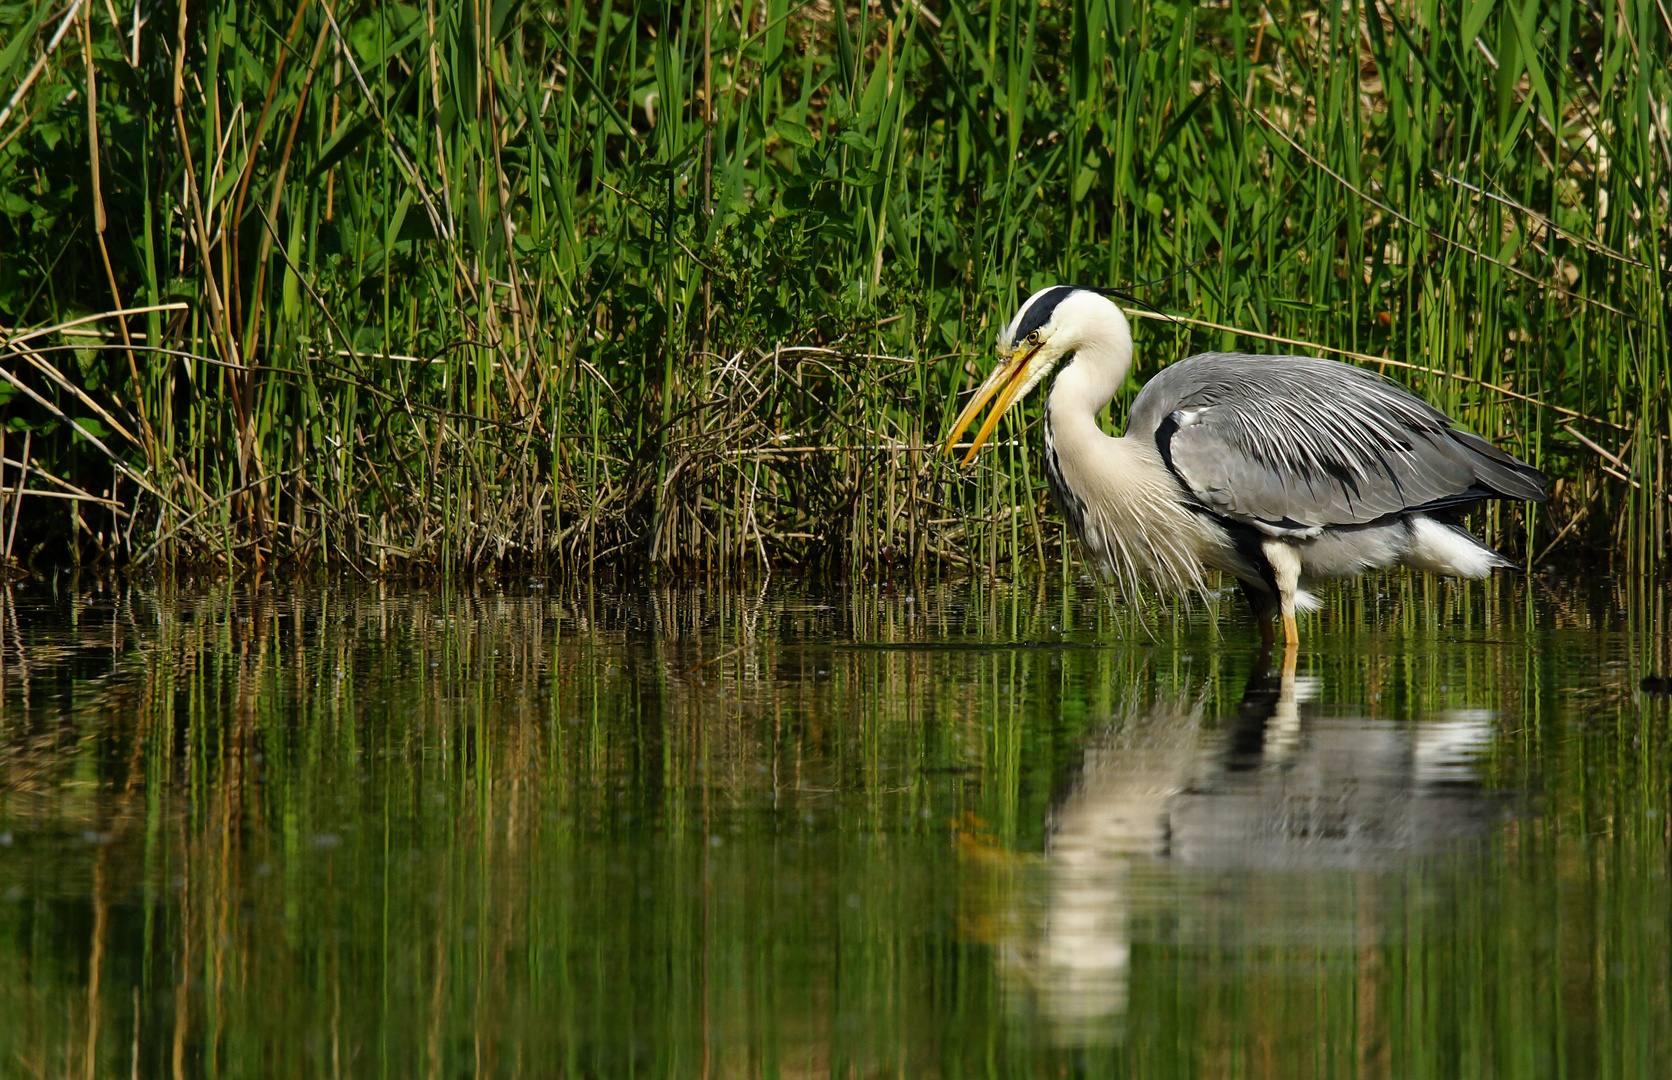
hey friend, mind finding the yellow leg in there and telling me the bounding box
[1262,541,1304,661]
[1281,639,1298,676]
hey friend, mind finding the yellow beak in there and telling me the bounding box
[943,344,1042,466]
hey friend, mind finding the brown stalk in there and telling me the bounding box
[316,0,477,302]
[701,0,714,358]
[80,4,156,460]
[0,357,167,501]
[8,340,139,447]
[169,0,249,479]
[422,0,457,242]
[1,302,189,349]
[234,16,334,548]
[83,853,106,1080]
[5,433,31,564]
[0,453,123,507]
[228,0,316,345]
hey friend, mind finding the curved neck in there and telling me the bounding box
[1044,332,1134,435]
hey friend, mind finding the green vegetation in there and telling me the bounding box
[0,0,1666,576]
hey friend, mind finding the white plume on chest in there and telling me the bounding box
[1043,368,1213,599]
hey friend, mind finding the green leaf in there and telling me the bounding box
[812,186,845,216]
[491,0,525,41]
[386,189,415,245]
[817,219,857,242]
[75,348,103,388]
[858,63,888,127]
[398,206,437,244]
[1461,0,1496,48]
[309,118,376,182]
[772,120,816,149]
[0,5,46,80]
[71,417,110,443]
[1073,166,1098,201]
[1494,6,1523,135]
[837,130,875,153]
[1510,0,1555,130]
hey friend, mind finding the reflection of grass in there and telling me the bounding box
[0,576,1665,1075]
[0,1,1665,573]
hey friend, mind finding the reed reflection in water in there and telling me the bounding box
[0,574,1666,1078]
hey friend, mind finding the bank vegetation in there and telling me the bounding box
[0,0,1666,578]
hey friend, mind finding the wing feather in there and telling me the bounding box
[1128,353,1545,532]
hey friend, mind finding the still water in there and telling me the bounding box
[0,573,1668,1078]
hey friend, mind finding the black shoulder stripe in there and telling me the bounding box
[1154,411,1182,475]
[1152,411,1207,513]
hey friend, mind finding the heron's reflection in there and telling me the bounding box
[1011,660,1505,1044]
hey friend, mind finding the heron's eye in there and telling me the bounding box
[1027,331,1041,345]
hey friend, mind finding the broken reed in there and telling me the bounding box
[0,0,1665,578]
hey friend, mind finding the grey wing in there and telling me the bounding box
[1127,353,1546,533]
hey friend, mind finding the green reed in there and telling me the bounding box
[0,0,1666,576]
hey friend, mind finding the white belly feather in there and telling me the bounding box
[1043,413,1230,598]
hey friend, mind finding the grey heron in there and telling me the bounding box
[945,286,1546,652]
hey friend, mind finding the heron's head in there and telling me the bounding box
[944,287,1132,465]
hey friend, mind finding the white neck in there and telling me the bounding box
[1044,329,1135,437]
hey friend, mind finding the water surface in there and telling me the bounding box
[1,574,1668,1077]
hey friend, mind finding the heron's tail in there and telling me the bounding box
[1450,429,1547,504]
